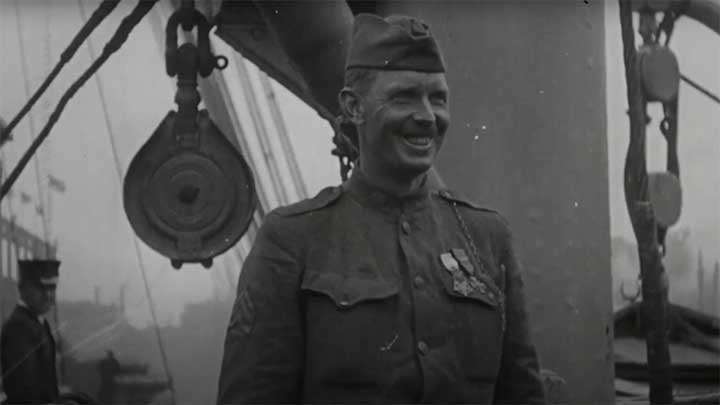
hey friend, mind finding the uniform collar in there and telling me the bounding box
[343,168,431,215]
[18,298,45,324]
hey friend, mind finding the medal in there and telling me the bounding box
[441,251,474,296]
[450,248,475,277]
[440,252,461,276]
[453,278,471,296]
[441,249,499,304]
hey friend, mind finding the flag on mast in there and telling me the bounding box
[20,192,32,204]
[47,174,66,193]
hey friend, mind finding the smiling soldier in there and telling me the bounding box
[217,13,546,404]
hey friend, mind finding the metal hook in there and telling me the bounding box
[165,6,218,78]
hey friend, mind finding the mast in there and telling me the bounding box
[714,261,719,315]
[698,250,705,312]
[13,0,51,260]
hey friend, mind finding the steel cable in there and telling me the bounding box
[0,0,121,147]
[0,0,159,203]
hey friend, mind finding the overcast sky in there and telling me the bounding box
[0,1,717,328]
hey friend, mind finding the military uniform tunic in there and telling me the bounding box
[1,305,59,404]
[218,171,545,404]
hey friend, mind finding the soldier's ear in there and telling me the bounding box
[339,87,365,125]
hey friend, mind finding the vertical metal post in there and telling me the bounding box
[698,251,705,311]
[713,262,719,314]
[54,297,62,384]
[0,224,4,279]
[618,1,673,403]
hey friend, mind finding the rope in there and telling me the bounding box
[76,0,135,302]
[135,239,176,403]
[0,0,158,203]
[0,0,121,147]
[75,2,175,404]
[680,73,720,105]
[258,73,308,199]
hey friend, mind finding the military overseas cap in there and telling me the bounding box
[18,259,60,288]
[346,13,446,73]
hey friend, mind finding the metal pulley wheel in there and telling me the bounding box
[647,171,682,228]
[123,110,256,269]
[638,44,680,103]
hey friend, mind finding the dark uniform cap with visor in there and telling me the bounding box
[18,259,60,288]
[345,13,446,73]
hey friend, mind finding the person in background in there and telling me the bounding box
[1,259,61,404]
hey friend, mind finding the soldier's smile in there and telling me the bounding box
[400,134,434,149]
[354,69,449,177]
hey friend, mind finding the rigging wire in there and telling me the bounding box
[0,0,121,148]
[0,153,17,277]
[75,1,176,404]
[656,7,720,107]
[680,73,720,105]
[0,0,159,203]
[235,56,290,206]
[258,73,309,199]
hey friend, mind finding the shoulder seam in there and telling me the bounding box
[275,186,343,217]
[434,189,498,213]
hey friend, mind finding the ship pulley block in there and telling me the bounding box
[638,44,680,103]
[123,2,255,270]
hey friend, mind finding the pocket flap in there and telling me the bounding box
[301,271,399,308]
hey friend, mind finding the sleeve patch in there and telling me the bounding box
[229,289,255,335]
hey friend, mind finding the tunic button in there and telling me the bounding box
[401,221,411,234]
[413,275,425,288]
[417,341,429,355]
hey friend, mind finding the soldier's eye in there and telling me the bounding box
[391,90,416,102]
[430,93,447,105]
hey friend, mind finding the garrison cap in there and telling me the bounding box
[18,259,60,287]
[346,13,446,73]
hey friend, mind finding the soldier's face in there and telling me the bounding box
[358,70,450,178]
[21,283,56,315]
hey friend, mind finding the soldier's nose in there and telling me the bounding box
[412,97,435,125]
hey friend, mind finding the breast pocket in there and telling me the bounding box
[439,257,505,381]
[301,271,400,385]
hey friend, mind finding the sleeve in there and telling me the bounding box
[1,319,44,403]
[492,219,547,404]
[216,213,304,404]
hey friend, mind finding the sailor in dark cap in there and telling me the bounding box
[218,13,546,404]
[1,260,60,403]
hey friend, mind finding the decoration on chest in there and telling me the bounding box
[439,250,489,298]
